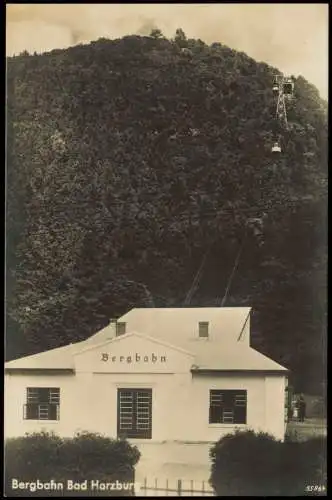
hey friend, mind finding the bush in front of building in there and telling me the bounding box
[60,431,141,483]
[282,436,327,495]
[5,431,141,497]
[5,431,64,484]
[209,430,283,496]
[209,430,327,496]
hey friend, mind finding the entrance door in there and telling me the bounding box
[117,388,152,439]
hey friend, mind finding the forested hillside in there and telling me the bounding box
[6,31,327,393]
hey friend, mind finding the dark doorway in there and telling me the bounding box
[117,388,152,439]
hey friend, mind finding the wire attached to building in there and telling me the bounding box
[183,241,214,306]
[237,309,251,341]
[220,225,248,307]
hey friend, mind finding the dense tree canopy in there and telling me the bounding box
[6,33,327,394]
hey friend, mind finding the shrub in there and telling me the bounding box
[284,437,327,495]
[5,431,64,483]
[209,430,327,496]
[209,430,283,496]
[4,431,141,497]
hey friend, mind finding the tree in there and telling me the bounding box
[149,28,164,39]
[6,34,327,394]
[174,28,187,47]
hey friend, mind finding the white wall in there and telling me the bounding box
[84,372,177,440]
[189,373,286,442]
[265,375,287,441]
[5,372,79,438]
[180,373,267,442]
[4,370,185,441]
[5,370,286,442]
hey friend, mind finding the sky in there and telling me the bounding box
[6,3,329,100]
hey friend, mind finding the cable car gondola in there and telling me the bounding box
[283,78,294,97]
[271,141,282,153]
[272,76,280,93]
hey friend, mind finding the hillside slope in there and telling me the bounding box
[6,34,327,393]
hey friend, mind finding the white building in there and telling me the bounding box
[4,307,289,442]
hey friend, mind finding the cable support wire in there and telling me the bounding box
[219,226,248,307]
[183,242,214,306]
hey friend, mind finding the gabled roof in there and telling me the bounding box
[191,343,287,371]
[4,343,77,371]
[119,307,251,343]
[4,308,288,372]
[5,323,116,371]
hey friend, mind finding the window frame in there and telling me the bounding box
[209,389,247,425]
[198,321,209,338]
[24,387,60,421]
[117,388,152,439]
[116,321,126,336]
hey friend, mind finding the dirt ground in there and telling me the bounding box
[286,417,327,442]
[135,419,327,491]
[135,442,212,485]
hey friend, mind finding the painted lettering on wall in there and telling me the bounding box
[100,353,167,363]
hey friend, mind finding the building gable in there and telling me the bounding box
[73,332,195,374]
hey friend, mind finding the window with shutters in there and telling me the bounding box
[209,390,247,424]
[24,388,60,420]
[117,388,152,439]
[199,321,209,338]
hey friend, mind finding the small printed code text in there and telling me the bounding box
[305,485,326,493]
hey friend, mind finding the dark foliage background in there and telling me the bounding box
[6,31,327,394]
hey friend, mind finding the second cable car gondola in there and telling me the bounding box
[283,77,294,97]
[271,141,282,153]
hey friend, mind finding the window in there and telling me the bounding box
[117,388,152,439]
[209,390,247,424]
[24,388,60,420]
[116,322,126,336]
[199,321,209,338]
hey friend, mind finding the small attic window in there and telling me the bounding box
[199,321,209,338]
[116,322,126,336]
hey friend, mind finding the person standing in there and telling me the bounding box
[292,397,299,420]
[298,395,306,422]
